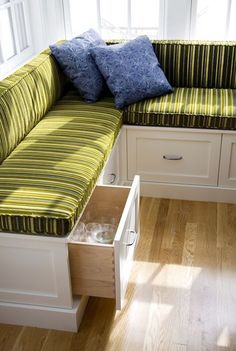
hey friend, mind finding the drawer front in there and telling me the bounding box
[68,176,140,309]
[114,175,140,309]
[127,130,221,186]
[219,134,236,188]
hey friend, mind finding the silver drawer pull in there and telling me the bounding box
[109,173,116,184]
[124,229,137,247]
[163,154,183,160]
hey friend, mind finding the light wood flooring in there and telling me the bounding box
[1,197,236,351]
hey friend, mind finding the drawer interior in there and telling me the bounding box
[71,185,130,245]
[81,186,130,224]
[69,185,131,299]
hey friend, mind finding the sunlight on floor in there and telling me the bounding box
[130,261,202,289]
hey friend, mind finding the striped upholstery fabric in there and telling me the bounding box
[123,87,236,129]
[151,41,236,89]
[0,53,66,163]
[0,91,122,236]
[108,40,236,89]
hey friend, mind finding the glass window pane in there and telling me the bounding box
[100,0,128,39]
[69,0,160,40]
[131,0,159,28]
[70,0,98,37]
[0,7,16,60]
[14,2,28,51]
[195,0,228,40]
[100,0,127,28]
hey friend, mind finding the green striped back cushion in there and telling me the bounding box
[0,53,65,164]
[151,41,236,89]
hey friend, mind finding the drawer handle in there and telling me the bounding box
[109,173,116,184]
[124,230,137,247]
[163,154,183,160]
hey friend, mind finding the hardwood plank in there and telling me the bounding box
[0,324,23,351]
[0,197,236,351]
[11,326,49,351]
[41,331,73,351]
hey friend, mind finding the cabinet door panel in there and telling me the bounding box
[219,134,236,188]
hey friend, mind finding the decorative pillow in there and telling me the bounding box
[50,29,106,102]
[90,35,173,108]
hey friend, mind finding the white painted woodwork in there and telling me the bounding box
[114,174,140,309]
[219,134,236,188]
[98,131,121,186]
[0,234,73,308]
[68,176,140,310]
[132,181,236,203]
[0,296,88,332]
[127,129,221,186]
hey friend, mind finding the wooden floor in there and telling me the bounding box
[1,197,236,351]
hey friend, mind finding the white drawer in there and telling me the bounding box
[68,176,140,310]
[127,130,221,186]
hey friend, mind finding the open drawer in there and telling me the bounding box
[68,176,140,309]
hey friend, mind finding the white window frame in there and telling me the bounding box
[63,0,165,40]
[0,0,33,79]
[97,0,164,39]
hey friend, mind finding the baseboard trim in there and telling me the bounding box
[0,296,89,332]
[121,180,236,203]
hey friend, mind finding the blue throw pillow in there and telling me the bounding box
[50,29,106,102]
[90,35,173,108]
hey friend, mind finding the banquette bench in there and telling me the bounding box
[0,40,235,331]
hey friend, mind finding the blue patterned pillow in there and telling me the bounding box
[50,29,106,102]
[90,36,173,108]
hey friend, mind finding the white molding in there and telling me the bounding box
[0,296,89,332]
[123,125,236,136]
[122,180,236,204]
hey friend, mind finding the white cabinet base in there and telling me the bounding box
[219,134,236,188]
[0,296,88,332]
[136,181,236,203]
[121,126,236,204]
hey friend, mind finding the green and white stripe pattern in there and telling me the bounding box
[123,87,236,129]
[0,91,122,236]
[151,40,236,89]
[0,40,235,236]
[0,53,66,163]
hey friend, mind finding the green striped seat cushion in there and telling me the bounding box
[123,87,236,129]
[0,91,122,236]
[0,53,66,164]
